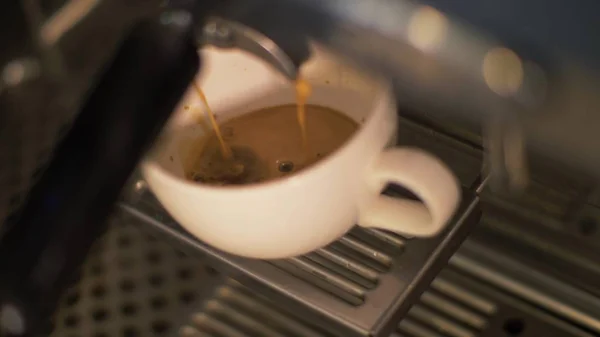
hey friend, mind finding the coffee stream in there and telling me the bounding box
[294,78,312,159]
[193,78,312,165]
[193,82,233,159]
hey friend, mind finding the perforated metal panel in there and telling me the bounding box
[50,210,218,337]
[47,209,598,337]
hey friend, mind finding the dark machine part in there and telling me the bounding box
[171,0,312,73]
[0,11,200,337]
[200,17,303,81]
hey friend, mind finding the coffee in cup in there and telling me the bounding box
[186,103,358,185]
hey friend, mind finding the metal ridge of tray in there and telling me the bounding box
[120,119,483,337]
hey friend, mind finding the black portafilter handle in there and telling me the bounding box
[0,11,200,336]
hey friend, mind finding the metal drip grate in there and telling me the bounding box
[397,276,496,337]
[178,279,335,337]
[48,209,597,337]
[175,248,596,337]
[177,274,496,337]
[50,210,218,337]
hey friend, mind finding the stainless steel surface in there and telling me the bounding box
[404,250,599,337]
[48,205,600,337]
[43,205,599,337]
[476,186,600,299]
[452,241,600,334]
[173,244,598,337]
[201,17,299,81]
[118,116,482,337]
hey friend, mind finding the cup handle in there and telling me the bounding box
[358,147,461,237]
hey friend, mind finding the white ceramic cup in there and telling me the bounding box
[141,46,461,259]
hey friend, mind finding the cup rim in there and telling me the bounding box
[142,79,394,193]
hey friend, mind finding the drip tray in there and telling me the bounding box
[174,250,597,337]
[50,206,596,337]
[119,118,483,337]
[120,188,479,337]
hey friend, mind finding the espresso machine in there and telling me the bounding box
[1,0,600,336]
